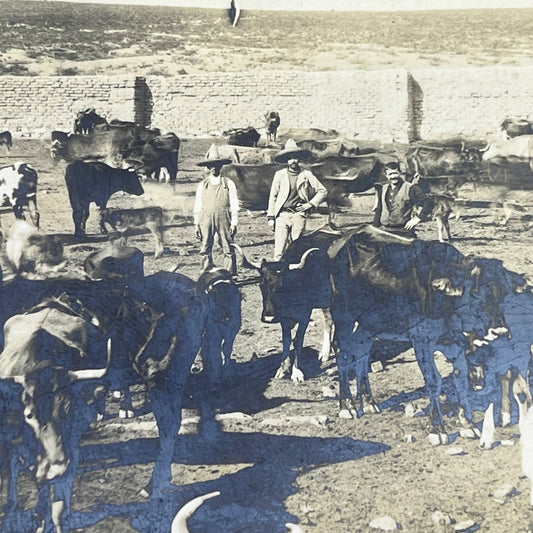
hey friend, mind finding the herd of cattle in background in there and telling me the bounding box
[0,108,533,532]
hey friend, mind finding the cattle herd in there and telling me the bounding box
[0,110,533,532]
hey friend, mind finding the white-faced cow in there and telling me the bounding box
[64,161,144,238]
[0,161,40,227]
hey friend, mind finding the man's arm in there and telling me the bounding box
[193,182,203,226]
[227,179,239,227]
[372,185,383,226]
[307,172,328,208]
[267,173,280,219]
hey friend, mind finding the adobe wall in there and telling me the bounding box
[1,66,533,142]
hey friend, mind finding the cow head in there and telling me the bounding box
[121,168,145,196]
[197,266,241,324]
[233,244,325,323]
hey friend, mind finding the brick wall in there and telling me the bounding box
[1,67,533,142]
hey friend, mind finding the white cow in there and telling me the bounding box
[0,161,40,227]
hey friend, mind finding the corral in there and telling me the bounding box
[0,134,532,532]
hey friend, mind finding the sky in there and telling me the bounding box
[27,0,533,11]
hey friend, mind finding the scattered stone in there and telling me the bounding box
[404,403,416,418]
[446,446,466,456]
[432,510,452,526]
[404,434,416,443]
[459,428,481,439]
[428,433,449,446]
[371,361,384,373]
[493,483,518,503]
[369,515,398,531]
[500,439,515,446]
[453,519,477,531]
[215,411,252,421]
[321,386,337,398]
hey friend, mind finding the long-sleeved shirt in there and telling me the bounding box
[193,174,239,227]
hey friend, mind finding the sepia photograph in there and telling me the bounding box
[1,0,533,531]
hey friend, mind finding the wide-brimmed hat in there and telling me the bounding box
[197,144,232,167]
[274,139,312,164]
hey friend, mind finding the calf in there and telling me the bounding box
[5,220,65,279]
[100,206,165,258]
[0,161,40,227]
[0,130,13,151]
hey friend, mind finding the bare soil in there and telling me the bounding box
[1,136,533,532]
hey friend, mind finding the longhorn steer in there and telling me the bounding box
[327,224,505,440]
[0,271,215,530]
[234,226,341,381]
[65,160,144,238]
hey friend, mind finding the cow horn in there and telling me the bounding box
[231,243,261,270]
[288,248,320,270]
[171,491,221,533]
[460,141,465,152]
[479,142,490,153]
[69,338,112,381]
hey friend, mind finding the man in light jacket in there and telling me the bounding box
[267,139,327,260]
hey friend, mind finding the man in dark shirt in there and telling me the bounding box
[373,160,432,237]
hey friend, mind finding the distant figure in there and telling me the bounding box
[229,0,241,27]
[265,111,281,144]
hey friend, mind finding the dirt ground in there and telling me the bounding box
[1,135,533,533]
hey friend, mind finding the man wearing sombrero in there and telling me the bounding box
[193,144,239,275]
[267,139,327,260]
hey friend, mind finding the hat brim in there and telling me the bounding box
[274,149,312,164]
[197,158,233,167]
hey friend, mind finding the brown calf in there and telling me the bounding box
[100,206,165,258]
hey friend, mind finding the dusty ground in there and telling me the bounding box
[1,136,533,533]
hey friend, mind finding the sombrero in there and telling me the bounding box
[273,138,312,164]
[197,144,232,167]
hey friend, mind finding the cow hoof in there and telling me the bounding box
[501,412,511,427]
[339,408,357,419]
[112,390,123,400]
[363,403,381,415]
[291,367,305,383]
[119,409,134,419]
[96,413,104,422]
[479,438,494,450]
[139,487,150,499]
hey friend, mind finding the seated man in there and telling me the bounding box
[373,160,432,237]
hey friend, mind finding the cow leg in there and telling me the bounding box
[291,313,311,382]
[501,369,513,426]
[442,214,452,241]
[145,384,183,498]
[410,324,447,438]
[118,387,134,419]
[148,223,165,259]
[26,199,40,229]
[318,308,334,362]
[274,318,293,379]
[336,324,375,418]
[479,402,496,449]
[97,207,108,235]
[443,344,474,425]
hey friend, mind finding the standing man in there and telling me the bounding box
[194,144,239,275]
[373,160,432,237]
[267,139,327,261]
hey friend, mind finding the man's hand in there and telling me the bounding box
[296,202,313,213]
[404,216,421,231]
[230,225,237,239]
[195,225,202,241]
[267,218,275,231]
